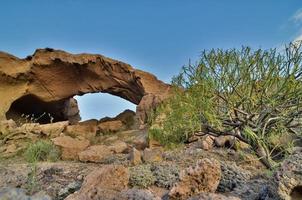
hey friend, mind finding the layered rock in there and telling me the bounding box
[0,48,170,124]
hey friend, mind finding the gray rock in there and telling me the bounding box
[272,152,302,200]
[118,189,161,200]
[0,187,51,200]
[217,162,251,193]
[57,181,81,200]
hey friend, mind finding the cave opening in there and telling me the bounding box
[74,93,136,121]
[6,94,70,125]
[291,186,302,200]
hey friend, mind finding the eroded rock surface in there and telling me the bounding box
[0,49,170,124]
[169,158,221,200]
[65,165,129,200]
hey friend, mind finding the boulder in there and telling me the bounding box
[51,135,90,160]
[129,147,142,165]
[64,120,98,139]
[108,140,128,153]
[65,165,129,200]
[38,121,69,137]
[0,49,170,125]
[169,158,221,200]
[143,148,163,163]
[78,145,111,163]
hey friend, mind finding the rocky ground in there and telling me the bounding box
[1,112,302,200]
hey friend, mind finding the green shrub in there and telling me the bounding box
[24,140,60,163]
[150,43,302,168]
[129,164,155,188]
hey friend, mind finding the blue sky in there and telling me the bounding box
[1,1,302,120]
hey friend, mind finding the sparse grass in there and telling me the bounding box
[24,140,60,163]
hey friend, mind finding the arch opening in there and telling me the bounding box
[74,93,137,121]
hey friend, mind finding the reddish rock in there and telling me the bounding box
[38,121,69,138]
[78,145,111,163]
[129,147,142,166]
[169,158,221,200]
[65,120,98,139]
[108,140,128,153]
[51,135,90,160]
[143,148,163,163]
[199,135,214,150]
[65,165,129,200]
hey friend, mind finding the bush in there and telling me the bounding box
[150,43,302,168]
[151,164,180,189]
[24,140,60,163]
[129,164,155,188]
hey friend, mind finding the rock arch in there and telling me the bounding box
[0,48,170,124]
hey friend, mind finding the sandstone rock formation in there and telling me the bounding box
[0,48,170,124]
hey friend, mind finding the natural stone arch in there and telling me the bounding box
[0,48,171,124]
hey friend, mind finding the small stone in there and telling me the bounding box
[199,135,214,150]
[77,175,84,181]
[129,147,142,165]
[143,148,163,163]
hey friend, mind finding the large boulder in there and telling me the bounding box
[64,119,98,139]
[51,135,90,160]
[65,165,129,200]
[0,49,170,125]
[169,158,221,200]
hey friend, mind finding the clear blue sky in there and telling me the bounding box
[1,1,302,120]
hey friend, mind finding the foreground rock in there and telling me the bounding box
[65,165,129,200]
[0,48,170,125]
[169,158,221,200]
[52,136,90,160]
[272,152,302,200]
[0,187,51,200]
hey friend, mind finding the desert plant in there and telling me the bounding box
[129,164,155,188]
[151,164,180,189]
[150,42,302,168]
[24,140,60,163]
